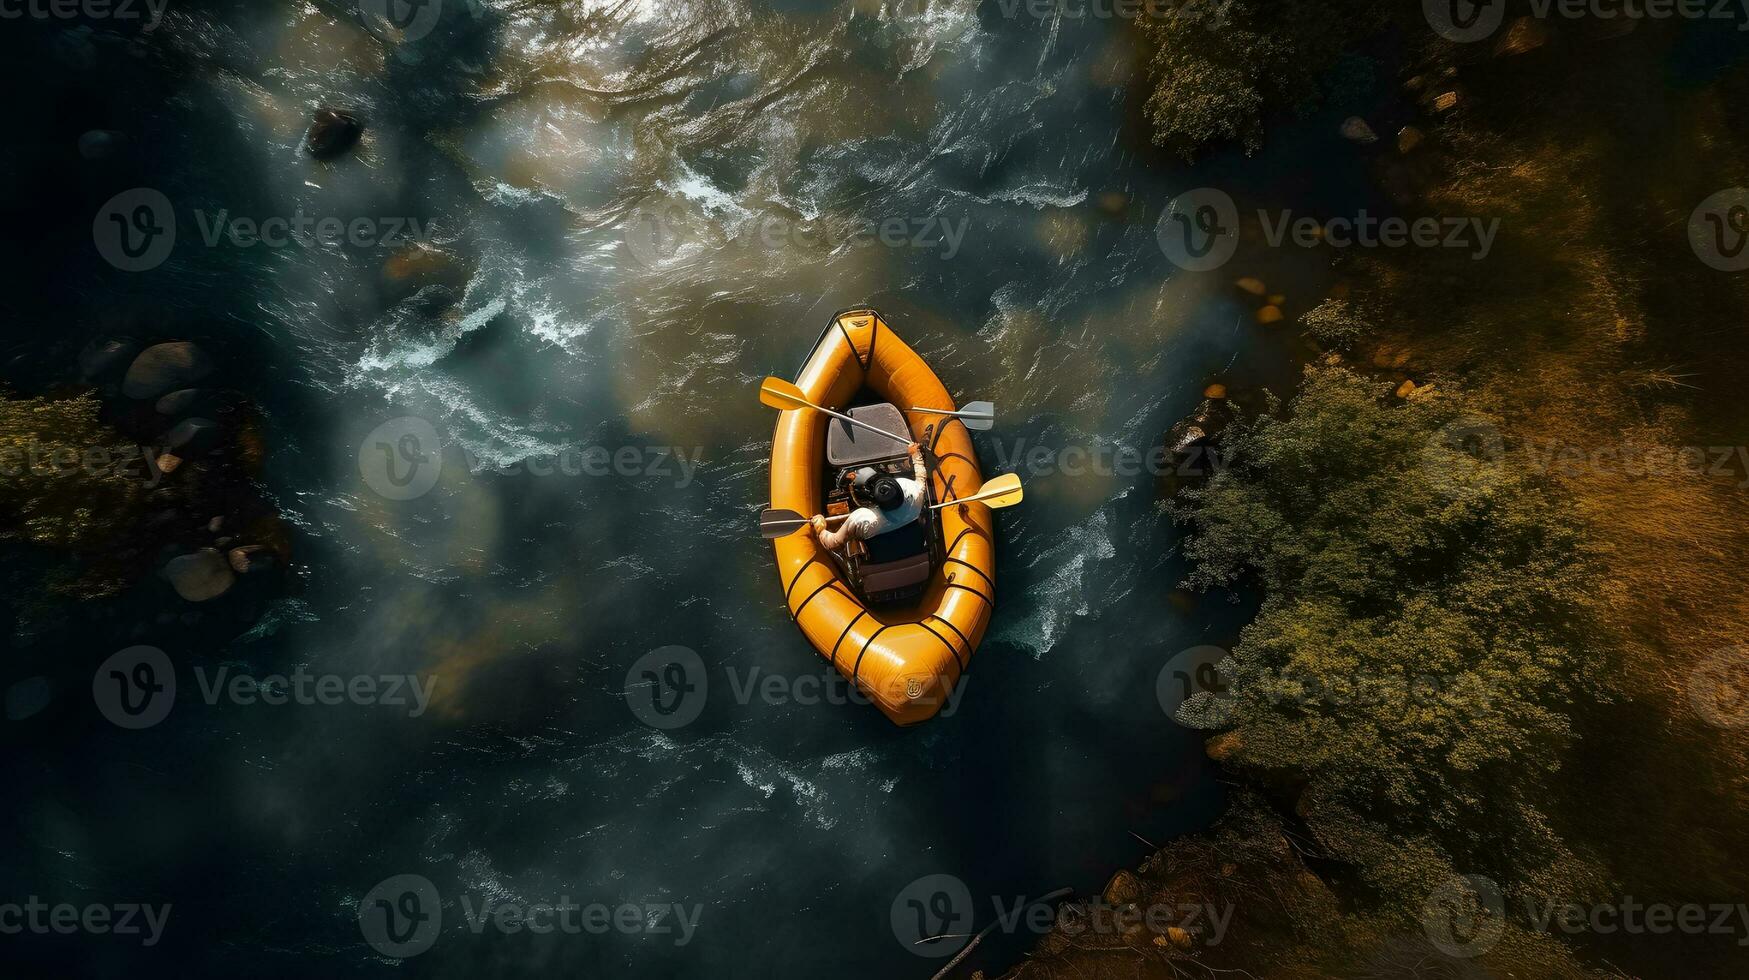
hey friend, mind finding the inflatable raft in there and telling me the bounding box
[768,309,994,726]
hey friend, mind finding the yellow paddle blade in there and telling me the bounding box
[759,376,812,412]
[935,472,1023,510]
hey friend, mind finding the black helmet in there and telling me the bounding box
[867,474,903,511]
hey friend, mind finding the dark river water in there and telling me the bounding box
[4,1,1330,976]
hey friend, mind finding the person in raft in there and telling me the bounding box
[811,442,928,550]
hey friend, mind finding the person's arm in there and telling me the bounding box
[909,442,927,483]
[813,514,854,551]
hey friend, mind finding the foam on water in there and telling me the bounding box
[994,508,1120,658]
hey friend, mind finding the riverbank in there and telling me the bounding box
[1005,10,1749,979]
[2,336,296,731]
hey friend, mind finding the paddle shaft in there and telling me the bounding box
[930,481,1019,510]
[762,377,913,445]
[814,404,910,446]
[765,511,850,531]
[909,405,992,420]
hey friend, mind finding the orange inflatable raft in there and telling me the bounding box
[768,309,995,726]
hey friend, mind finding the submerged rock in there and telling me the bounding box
[305,108,363,160]
[123,342,214,400]
[79,337,138,383]
[1103,870,1143,906]
[227,545,276,575]
[166,548,235,602]
[1340,116,1378,144]
[380,243,469,303]
[5,677,54,722]
[1494,16,1549,57]
[1164,398,1233,458]
[156,388,216,417]
[1205,731,1243,762]
[78,129,126,161]
[165,418,220,457]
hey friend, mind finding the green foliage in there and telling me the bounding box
[1171,364,1609,909]
[1,394,156,597]
[1301,297,1371,350]
[1136,1,1390,159]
